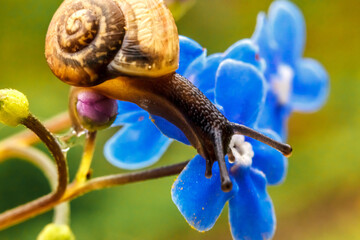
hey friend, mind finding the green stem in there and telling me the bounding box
[75,131,97,184]
[66,160,189,200]
[21,114,68,196]
[0,160,188,230]
[5,146,70,225]
[0,114,68,229]
[0,112,71,156]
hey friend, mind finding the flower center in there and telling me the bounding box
[271,64,294,105]
[228,135,254,168]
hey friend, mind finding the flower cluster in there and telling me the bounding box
[104,1,328,239]
[252,0,329,139]
[169,38,286,239]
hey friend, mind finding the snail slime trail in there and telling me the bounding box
[45,0,292,192]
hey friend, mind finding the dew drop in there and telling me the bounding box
[56,128,86,152]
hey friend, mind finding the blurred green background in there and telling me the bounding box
[0,0,359,239]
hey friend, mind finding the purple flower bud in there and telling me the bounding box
[75,90,118,131]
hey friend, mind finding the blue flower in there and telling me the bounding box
[215,57,287,185]
[104,34,287,239]
[153,39,266,144]
[172,51,285,239]
[172,156,276,240]
[153,38,287,185]
[251,0,329,139]
[104,36,206,169]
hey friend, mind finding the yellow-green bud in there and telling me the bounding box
[37,223,75,240]
[0,89,29,126]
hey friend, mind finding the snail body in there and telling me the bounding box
[46,0,292,191]
[90,73,232,168]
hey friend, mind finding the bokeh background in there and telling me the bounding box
[0,0,359,239]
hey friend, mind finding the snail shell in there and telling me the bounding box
[45,0,179,86]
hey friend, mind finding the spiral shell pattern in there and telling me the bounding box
[108,0,179,78]
[46,0,179,87]
[46,0,126,86]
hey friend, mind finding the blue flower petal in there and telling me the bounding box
[151,115,190,145]
[268,0,305,65]
[183,49,207,84]
[257,91,291,140]
[178,36,205,76]
[290,58,329,112]
[247,128,288,185]
[113,101,147,125]
[104,120,172,169]
[215,59,266,126]
[252,12,278,76]
[172,155,237,231]
[192,53,223,101]
[224,39,265,72]
[229,167,275,240]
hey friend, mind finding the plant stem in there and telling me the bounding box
[65,160,189,200]
[0,160,188,230]
[0,114,68,229]
[21,114,68,195]
[0,112,71,160]
[74,131,97,185]
[4,146,70,225]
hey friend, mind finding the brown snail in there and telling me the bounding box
[45,0,292,191]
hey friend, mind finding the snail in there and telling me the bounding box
[45,0,292,191]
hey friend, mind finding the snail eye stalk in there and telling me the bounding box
[210,124,292,193]
[213,131,232,192]
[203,130,232,192]
[231,123,292,157]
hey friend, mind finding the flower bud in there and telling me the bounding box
[37,223,75,240]
[71,88,118,131]
[0,89,29,126]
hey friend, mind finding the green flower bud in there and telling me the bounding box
[0,89,29,126]
[37,223,75,240]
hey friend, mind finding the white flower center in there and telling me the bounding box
[271,64,294,105]
[229,135,254,168]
